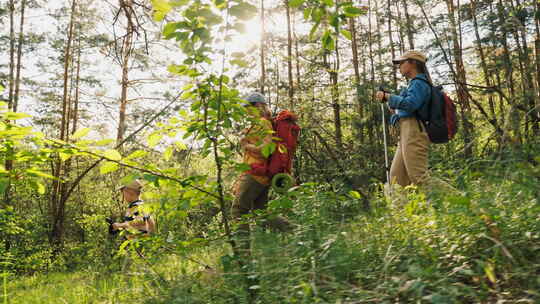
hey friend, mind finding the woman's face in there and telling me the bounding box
[397,60,416,78]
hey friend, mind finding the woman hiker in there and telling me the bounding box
[375,50,432,188]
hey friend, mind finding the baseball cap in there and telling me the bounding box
[392,50,428,64]
[243,92,266,106]
[117,179,143,192]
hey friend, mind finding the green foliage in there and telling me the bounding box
[301,0,367,49]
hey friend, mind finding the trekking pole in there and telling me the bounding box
[378,86,391,184]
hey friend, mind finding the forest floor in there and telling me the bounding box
[5,164,540,303]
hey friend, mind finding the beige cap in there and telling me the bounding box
[392,50,428,64]
[117,179,143,192]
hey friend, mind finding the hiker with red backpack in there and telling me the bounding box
[376,50,433,187]
[232,92,296,253]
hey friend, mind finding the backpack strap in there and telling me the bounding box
[412,77,433,123]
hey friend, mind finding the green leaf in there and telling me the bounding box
[151,0,172,21]
[0,179,9,195]
[163,22,179,39]
[170,0,189,7]
[340,29,352,40]
[322,30,335,50]
[322,0,333,6]
[229,2,257,20]
[303,8,312,20]
[36,182,45,195]
[343,6,365,17]
[126,150,148,160]
[348,190,361,199]
[309,21,321,40]
[164,146,174,161]
[235,163,251,172]
[100,161,119,174]
[26,169,56,179]
[71,128,90,140]
[104,149,122,161]
[230,59,249,68]
[175,141,187,150]
[261,142,276,158]
[4,112,30,120]
[59,152,72,161]
[94,139,114,146]
[289,0,304,8]
[148,133,163,148]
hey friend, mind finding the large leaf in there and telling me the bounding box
[26,169,56,179]
[340,29,352,40]
[100,161,119,174]
[229,2,257,20]
[104,149,122,161]
[126,150,148,160]
[4,112,30,120]
[343,6,365,17]
[261,142,276,158]
[322,30,335,50]
[148,133,163,147]
[71,128,90,140]
[151,0,172,21]
[289,0,304,8]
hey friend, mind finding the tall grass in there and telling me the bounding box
[6,163,540,303]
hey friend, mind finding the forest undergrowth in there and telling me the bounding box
[4,152,539,304]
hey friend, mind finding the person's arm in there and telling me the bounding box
[387,80,431,112]
[241,119,273,156]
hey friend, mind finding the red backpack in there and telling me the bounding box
[248,110,300,177]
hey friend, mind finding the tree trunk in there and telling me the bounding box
[260,0,266,94]
[326,51,342,149]
[535,0,540,134]
[368,0,376,142]
[395,0,406,53]
[50,0,77,249]
[445,0,473,156]
[387,0,397,89]
[512,0,539,135]
[285,0,294,109]
[349,17,363,124]
[495,0,520,141]
[401,0,414,50]
[470,0,496,123]
[116,0,135,146]
[8,0,15,111]
[293,11,301,95]
[13,0,26,113]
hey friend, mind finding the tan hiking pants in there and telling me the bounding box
[390,117,429,187]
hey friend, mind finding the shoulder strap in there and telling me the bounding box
[412,77,433,87]
[412,77,434,121]
[128,200,143,208]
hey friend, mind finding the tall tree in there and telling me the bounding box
[285,0,294,109]
[400,0,414,50]
[445,0,473,156]
[260,0,266,94]
[13,0,27,112]
[50,0,77,248]
[386,0,397,89]
[470,0,496,123]
[116,0,136,146]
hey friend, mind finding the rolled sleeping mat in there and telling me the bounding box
[271,173,294,194]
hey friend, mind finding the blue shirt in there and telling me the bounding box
[388,73,431,125]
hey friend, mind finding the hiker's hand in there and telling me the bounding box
[112,223,125,230]
[375,91,389,102]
